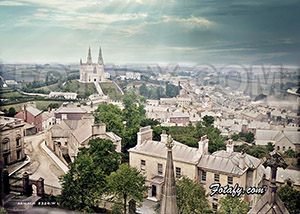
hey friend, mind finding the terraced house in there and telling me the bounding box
[129,126,265,211]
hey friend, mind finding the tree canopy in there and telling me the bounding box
[59,138,121,212]
[219,195,250,214]
[176,176,211,214]
[278,185,300,214]
[107,164,148,214]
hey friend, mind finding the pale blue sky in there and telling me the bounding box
[0,0,299,65]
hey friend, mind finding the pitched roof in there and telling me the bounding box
[26,106,42,117]
[56,105,87,114]
[265,167,300,186]
[129,140,201,165]
[71,120,93,144]
[106,132,121,142]
[248,191,289,214]
[198,150,262,176]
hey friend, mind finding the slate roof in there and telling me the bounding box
[26,106,42,117]
[71,119,93,144]
[198,150,262,176]
[56,105,87,114]
[265,166,300,186]
[129,140,202,165]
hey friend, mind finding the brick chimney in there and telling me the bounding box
[198,135,209,155]
[137,126,153,145]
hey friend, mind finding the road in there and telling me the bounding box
[16,133,64,195]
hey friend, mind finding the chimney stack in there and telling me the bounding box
[92,123,106,136]
[198,135,209,155]
[226,139,234,154]
[239,150,246,170]
[161,130,168,143]
[137,126,153,146]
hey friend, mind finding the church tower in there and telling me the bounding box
[79,46,105,83]
[98,46,103,65]
[87,46,92,65]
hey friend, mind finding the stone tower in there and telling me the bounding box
[160,135,179,214]
[79,46,105,83]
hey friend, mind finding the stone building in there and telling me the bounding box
[129,127,265,210]
[47,115,121,163]
[54,103,87,123]
[14,105,43,132]
[0,116,25,166]
[79,46,105,83]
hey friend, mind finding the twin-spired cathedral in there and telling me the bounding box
[79,47,105,83]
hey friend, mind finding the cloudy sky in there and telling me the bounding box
[0,0,299,65]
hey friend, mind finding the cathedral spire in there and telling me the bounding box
[160,135,178,214]
[87,46,92,65]
[98,46,103,65]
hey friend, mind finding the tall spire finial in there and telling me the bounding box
[160,134,178,214]
[87,46,92,65]
[98,46,103,65]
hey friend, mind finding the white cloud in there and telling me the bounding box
[0,1,25,6]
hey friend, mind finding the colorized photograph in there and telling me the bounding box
[0,0,299,213]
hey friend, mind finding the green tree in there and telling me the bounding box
[59,138,121,212]
[176,176,211,214]
[48,103,59,110]
[94,103,124,137]
[232,134,240,141]
[284,149,297,158]
[266,142,275,152]
[7,107,16,117]
[121,92,146,156]
[278,185,300,214]
[107,164,148,214]
[247,145,268,158]
[219,195,250,214]
[139,84,148,97]
[202,115,214,127]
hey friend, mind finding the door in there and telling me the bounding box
[152,185,157,198]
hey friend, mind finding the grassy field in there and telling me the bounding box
[36,79,96,99]
[62,80,96,98]
[0,100,63,112]
[38,82,61,92]
[100,82,123,100]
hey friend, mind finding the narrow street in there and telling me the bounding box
[15,133,64,195]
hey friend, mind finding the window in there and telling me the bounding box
[201,170,207,182]
[2,138,9,152]
[283,146,285,151]
[228,176,233,184]
[214,174,220,182]
[141,160,146,172]
[158,163,163,176]
[17,150,21,160]
[16,136,21,147]
[277,146,280,150]
[212,203,218,210]
[176,167,181,178]
[213,198,218,202]
[288,146,291,150]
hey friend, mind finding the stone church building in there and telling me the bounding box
[79,46,105,83]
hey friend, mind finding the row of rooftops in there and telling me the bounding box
[129,127,264,177]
